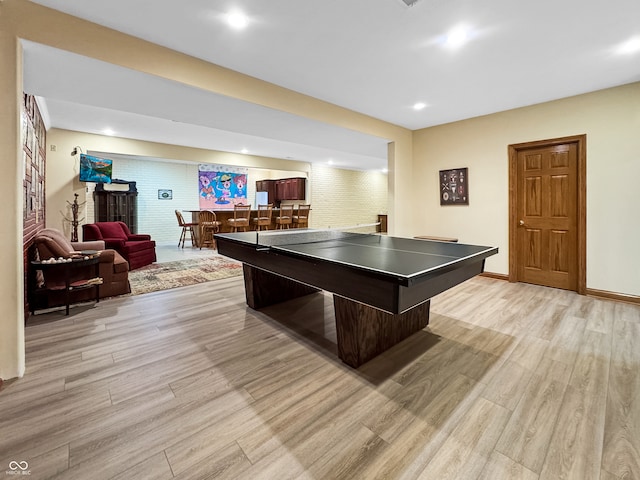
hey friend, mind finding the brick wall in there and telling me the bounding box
[309,164,387,229]
[85,159,201,244]
[23,94,46,317]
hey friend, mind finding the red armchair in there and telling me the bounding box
[83,221,156,270]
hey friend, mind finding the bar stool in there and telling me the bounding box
[227,204,251,232]
[199,210,221,249]
[292,204,311,228]
[175,210,198,248]
[275,204,294,229]
[252,204,273,231]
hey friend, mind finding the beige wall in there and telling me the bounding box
[412,82,640,296]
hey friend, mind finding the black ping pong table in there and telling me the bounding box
[215,229,498,368]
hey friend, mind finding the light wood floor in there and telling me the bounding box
[1,274,639,479]
[154,243,222,263]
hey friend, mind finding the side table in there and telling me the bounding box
[30,254,102,315]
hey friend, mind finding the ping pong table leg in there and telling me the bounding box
[242,264,320,309]
[334,296,430,368]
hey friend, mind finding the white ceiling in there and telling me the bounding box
[24,0,640,170]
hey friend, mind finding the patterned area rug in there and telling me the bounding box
[128,256,243,295]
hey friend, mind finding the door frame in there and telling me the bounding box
[508,134,587,294]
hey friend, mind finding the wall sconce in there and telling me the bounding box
[71,146,83,156]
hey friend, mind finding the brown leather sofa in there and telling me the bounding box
[33,228,131,309]
[82,221,156,270]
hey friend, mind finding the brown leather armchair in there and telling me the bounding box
[33,228,131,309]
[82,221,156,270]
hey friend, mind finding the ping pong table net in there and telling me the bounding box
[254,223,381,248]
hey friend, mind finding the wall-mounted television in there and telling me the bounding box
[79,154,113,183]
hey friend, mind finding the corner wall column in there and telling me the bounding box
[387,136,413,237]
[0,21,26,380]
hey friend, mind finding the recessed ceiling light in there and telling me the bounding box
[381,168,388,174]
[226,11,249,30]
[102,128,115,136]
[615,36,640,55]
[327,159,334,165]
[413,102,427,110]
[444,25,472,49]
[241,148,249,154]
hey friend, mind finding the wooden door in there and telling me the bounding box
[509,135,586,293]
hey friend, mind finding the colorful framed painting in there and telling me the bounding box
[439,168,469,205]
[198,164,248,210]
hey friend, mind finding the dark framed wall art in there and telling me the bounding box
[439,168,468,205]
